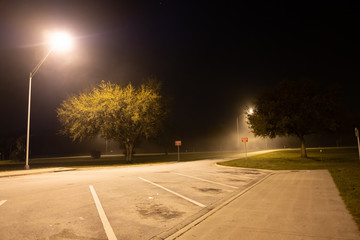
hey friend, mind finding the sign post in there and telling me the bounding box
[241,138,248,160]
[355,128,360,161]
[175,140,182,161]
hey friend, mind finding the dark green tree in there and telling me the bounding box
[57,79,167,162]
[247,80,342,158]
[9,136,26,161]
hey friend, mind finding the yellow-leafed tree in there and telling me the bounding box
[57,79,167,161]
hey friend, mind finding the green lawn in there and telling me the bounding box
[219,147,360,230]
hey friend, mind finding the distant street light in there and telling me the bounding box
[25,32,72,169]
[237,107,254,148]
[248,108,254,115]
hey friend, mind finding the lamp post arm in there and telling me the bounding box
[30,48,53,77]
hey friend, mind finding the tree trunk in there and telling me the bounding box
[300,136,307,158]
[125,142,134,162]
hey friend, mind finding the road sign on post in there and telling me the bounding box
[175,141,182,161]
[241,138,248,159]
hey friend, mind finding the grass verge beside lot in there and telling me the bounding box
[218,147,360,231]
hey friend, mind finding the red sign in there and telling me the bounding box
[175,140,182,146]
[241,138,248,143]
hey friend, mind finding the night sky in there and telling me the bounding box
[0,1,359,155]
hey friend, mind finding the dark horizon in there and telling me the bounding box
[1,1,359,157]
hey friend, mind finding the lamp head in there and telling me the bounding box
[248,108,254,115]
[49,32,72,51]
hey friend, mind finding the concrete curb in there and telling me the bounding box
[214,161,275,173]
[0,168,77,178]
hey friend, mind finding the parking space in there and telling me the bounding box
[0,159,270,239]
[87,174,201,240]
[137,172,236,208]
[0,183,106,239]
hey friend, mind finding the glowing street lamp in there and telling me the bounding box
[25,32,72,169]
[248,108,254,115]
[237,107,254,148]
[49,32,73,51]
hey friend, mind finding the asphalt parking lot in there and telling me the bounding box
[0,155,271,240]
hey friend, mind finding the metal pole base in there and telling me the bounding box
[25,164,30,170]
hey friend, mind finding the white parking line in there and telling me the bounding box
[138,177,206,208]
[89,185,117,240]
[172,172,239,189]
[0,200,7,207]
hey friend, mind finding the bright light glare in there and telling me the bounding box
[248,108,254,115]
[49,32,72,51]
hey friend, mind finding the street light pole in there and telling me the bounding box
[25,49,53,169]
[24,31,72,169]
[237,117,240,148]
[356,128,360,161]
[25,73,33,170]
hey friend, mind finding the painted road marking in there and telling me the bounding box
[138,177,206,208]
[0,200,7,207]
[172,172,239,189]
[89,185,117,240]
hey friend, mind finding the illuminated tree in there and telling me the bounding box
[57,79,167,161]
[247,80,342,158]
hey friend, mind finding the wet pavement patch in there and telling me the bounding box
[46,228,99,240]
[192,187,222,193]
[217,171,239,175]
[228,178,247,182]
[136,203,184,220]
